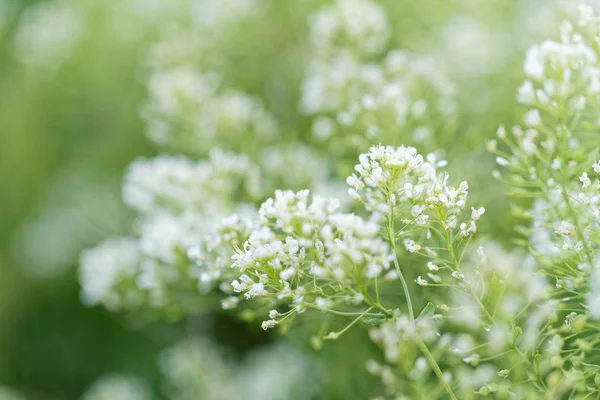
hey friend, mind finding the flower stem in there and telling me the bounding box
[387,212,415,322]
[415,336,458,400]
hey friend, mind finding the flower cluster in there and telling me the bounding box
[122,149,261,216]
[301,0,456,155]
[69,2,600,400]
[348,145,482,290]
[487,6,600,397]
[227,189,394,328]
[79,150,261,313]
[143,67,278,155]
[140,0,277,156]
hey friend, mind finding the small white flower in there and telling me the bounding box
[580,172,591,191]
[471,207,485,221]
[403,239,421,253]
[286,237,300,254]
[517,80,535,104]
[416,276,428,286]
[427,262,439,271]
[451,271,464,280]
[496,125,506,139]
[261,319,278,330]
[524,109,542,127]
[245,282,267,299]
[496,157,510,167]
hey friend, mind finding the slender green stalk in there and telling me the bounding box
[387,211,415,322]
[415,336,458,400]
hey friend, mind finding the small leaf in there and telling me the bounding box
[362,313,388,326]
[497,369,510,378]
[511,325,522,345]
[416,302,435,323]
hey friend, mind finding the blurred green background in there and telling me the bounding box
[0,0,578,398]
[0,1,157,398]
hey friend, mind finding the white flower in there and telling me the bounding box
[246,282,267,299]
[427,262,439,271]
[451,271,464,281]
[517,80,536,104]
[496,157,510,167]
[496,125,506,139]
[261,319,278,330]
[403,239,421,254]
[524,109,541,127]
[471,207,486,221]
[416,276,428,286]
[580,172,591,191]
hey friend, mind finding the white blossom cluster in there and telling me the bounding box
[301,0,456,154]
[187,213,254,297]
[79,150,261,312]
[68,2,600,399]
[227,189,394,328]
[78,0,343,318]
[140,0,277,155]
[122,149,261,215]
[143,67,278,155]
[487,6,600,396]
[366,242,557,398]
[347,145,482,282]
[491,5,600,270]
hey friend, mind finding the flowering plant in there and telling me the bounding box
[63,1,600,399]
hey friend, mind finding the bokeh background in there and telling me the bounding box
[0,0,589,398]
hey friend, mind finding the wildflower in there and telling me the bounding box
[471,207,485,221]
[261,320,278,330]
[524,109,541,127]
[427,262,439,271]
[404,239,421,253]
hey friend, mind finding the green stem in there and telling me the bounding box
[414,336,458,400]
[442,227,495,324]
[387,212,415,322]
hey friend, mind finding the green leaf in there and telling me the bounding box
[416,302,435,323]
[362,313,388,326]
[511,325,522,345]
